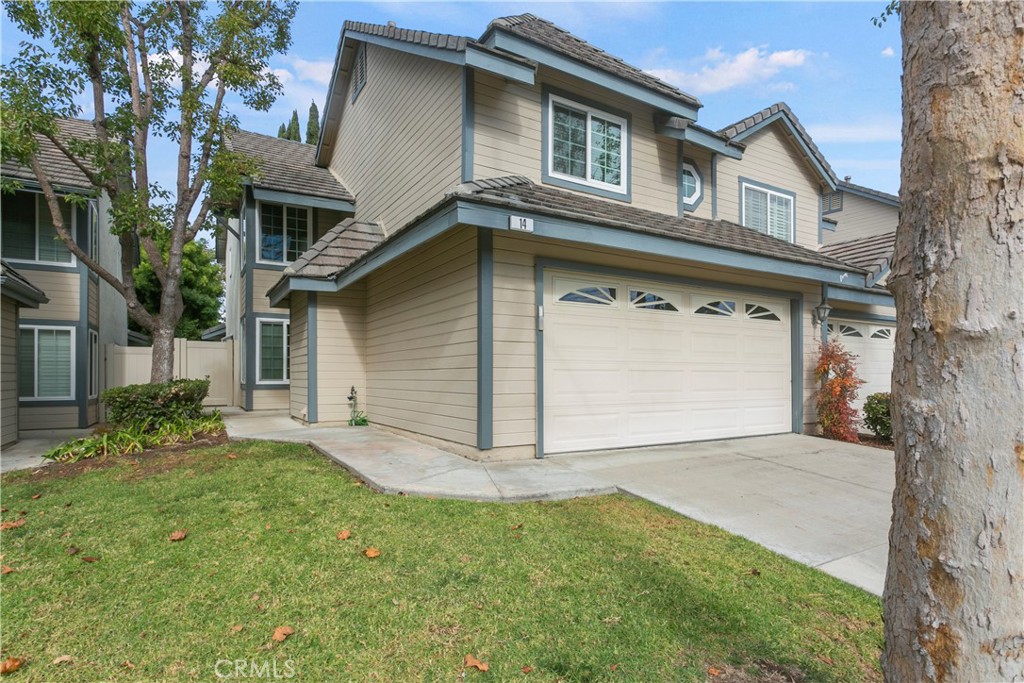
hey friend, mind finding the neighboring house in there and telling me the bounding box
[223,14,896,458]
[0,119,128,436]
[1,261,49,447]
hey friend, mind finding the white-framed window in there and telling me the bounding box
[257,202,310,264]
[680,162,702,208]
[256,318,290,384]
[547,94,628,195]
[18,325,75,400]
[1,192,76,266]
[742,181,794,243]
[88,330,100,398]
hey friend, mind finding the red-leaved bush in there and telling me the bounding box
[814,340,864,443]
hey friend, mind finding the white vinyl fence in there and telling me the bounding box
[106,338,234,406]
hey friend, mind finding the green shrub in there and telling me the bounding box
[43,413,225,463]
[349,411,369,427]
[863,392,893,441]
[102,379,210,428]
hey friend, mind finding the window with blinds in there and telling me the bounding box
[257,319,289,384]
[18,326,74,399]
[742,183,794,242]
[1,192,74,264]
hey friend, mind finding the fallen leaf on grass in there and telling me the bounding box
[251,593,260,601]
[816,655,835,666]
[459,555,471,564]
[66,546,80,555]
[169,529,188,542]
[1,566,13,575]
[0,507,5,513]
[52,656,73,666]
[271,626,294,643]
[464,654,489,672]
[64,502,72,508]
[122,660,135,669]
[522,665,533,673]
[511,523,523,530]
[81,556,100,563]
[0,657,23,674]
[610,664,619,671]
[230,625,244,633]
[30,494,41,500]
[364,547,381,559]
[226,453,238,460]
[0,519,25,531]
[336,530,351,541]
[707,666,723,677]
[749,568,762,577]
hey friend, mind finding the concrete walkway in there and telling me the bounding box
[0,429,89,473]
[227,410,895,594]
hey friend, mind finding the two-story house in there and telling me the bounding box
[224,14,895,458]
[0,119,128,442]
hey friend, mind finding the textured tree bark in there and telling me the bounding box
[883,3,1024,682]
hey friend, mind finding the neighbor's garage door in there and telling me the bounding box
[543,271,792,454]
[827,319,895,415]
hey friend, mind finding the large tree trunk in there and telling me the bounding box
[883,3,1024,682]
[149,323,176,384]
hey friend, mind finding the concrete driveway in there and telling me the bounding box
[556,433,894,595]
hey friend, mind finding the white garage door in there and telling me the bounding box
[543,271,792,454]
[827,319,895,415]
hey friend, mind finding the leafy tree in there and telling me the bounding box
[305,100,320,145]
[130,234,223,341]
[286,108,300,141]
[883,1,1024,680]
[277,122,287,138]
[1,1,297,382]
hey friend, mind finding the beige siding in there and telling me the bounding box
[473,68,679,215]
[17,270,80,321]
[87,277,99,326]
[1,298,18,446]
[317,284,367,423]
[19,406,78,430]
[491,232,825,448]
[252,389,289,411]
[330,43,462,233]
[824,193,899,244]
[289,292,309,421]
[365,228,477,445]
[251,269,290,314]
[716,124,825,250]
[87,400,98,426]
[315,208,347,242]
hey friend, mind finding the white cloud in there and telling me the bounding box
[646,46,811,95]
[807,118,901,143]
[282,56,333,87]
[881,46,895,58]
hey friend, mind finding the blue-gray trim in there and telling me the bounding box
[244,186,256,411]
[790,297,804,432]
[307,292,318,424]
[678,153,705,214]
[830,309,897,325]
[456,201,863,286]
[486,30,698,119]
[866,264,891,289]
[655,120,743,159]
[711,154,718,219]
[251,187,355,214]
[461,67,475,183]
[840,183,900,208]
[346,30,536,85]
[540,86,632,202]
[729,113,838,190]
[819,283,830,346]
[476,229,493,450]
[17,399,78,408]
[352,43,367,103]
[76,214,89,428]
[0,276,48,307]
[827,285,895,307]
[738,176,798,243]
[252,262,289,272]
[532,257,806,457]
[2,260,78,273]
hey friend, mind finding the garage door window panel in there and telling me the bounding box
[629,289,680,312]
[871,327,893,340]
[828,323,863,338]
[555,278,618,306]
[744,303,781,322]
[694,300,736,317]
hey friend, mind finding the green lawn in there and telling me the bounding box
[0,441,882,682]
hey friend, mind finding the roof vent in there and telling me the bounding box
[387,20,396,27]
[844,175,852,182]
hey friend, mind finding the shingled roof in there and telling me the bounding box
[820,232,896,282]
[719,102,837,187]
[1,260,48,307]
[284,218,384,279]
[227,129,353,203]
[839,179,900,206]
[1,118,97,191]
[485,14,701,110]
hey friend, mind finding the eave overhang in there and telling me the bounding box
[655,116,744,159]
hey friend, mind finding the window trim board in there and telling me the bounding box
[678,154,704,213]
[255,316,290,386]
[18,323,76,401]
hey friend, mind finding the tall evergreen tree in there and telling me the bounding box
[286,109,300,141]
[306,100,320,145]
[277,122,287,138]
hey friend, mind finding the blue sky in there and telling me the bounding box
[2,2,903,195]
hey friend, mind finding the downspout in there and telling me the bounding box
[711,153,719,220]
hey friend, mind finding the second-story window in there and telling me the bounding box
[259,202,310,264]
[742,181,794,243]
[547,94,628,195]
[1,192,74,265]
